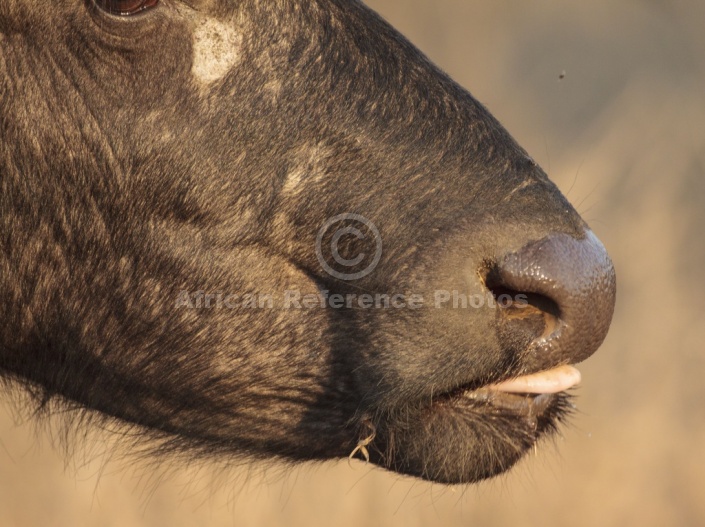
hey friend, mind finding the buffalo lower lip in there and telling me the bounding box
[441,364,581,415]
[452,364,581,423]
[463,388,555,418]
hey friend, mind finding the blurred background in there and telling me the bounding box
[2,0,704,525]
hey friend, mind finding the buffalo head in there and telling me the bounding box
[0,0,616,484]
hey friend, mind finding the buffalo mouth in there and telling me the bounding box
[364,365,580,484]
[436,364,580,439]
[446,364,580,418]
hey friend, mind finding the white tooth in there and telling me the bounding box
[488,365,582,394]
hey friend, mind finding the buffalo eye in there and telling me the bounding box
[94,0,159,16]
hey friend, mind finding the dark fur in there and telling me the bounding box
[2,0,598,484]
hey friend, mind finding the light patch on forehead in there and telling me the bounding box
[191,16,242,85]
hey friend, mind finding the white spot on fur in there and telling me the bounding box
[192,17,242,85]
[283,145,332,195]
[263,78,283,99]
[283,166,306,195]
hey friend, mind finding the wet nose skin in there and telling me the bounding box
[491,230,617,368]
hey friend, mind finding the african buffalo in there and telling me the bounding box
[0,0,616,484]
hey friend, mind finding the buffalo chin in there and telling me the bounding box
[369,391,573,484]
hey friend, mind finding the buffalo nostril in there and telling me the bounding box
[485,284,561,340]
[486,231,616,366]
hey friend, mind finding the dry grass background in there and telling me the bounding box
[2,0,704,525]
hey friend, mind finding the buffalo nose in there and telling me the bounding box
[487,231,616,367]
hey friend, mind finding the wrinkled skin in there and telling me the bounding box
[0,1,615,484]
